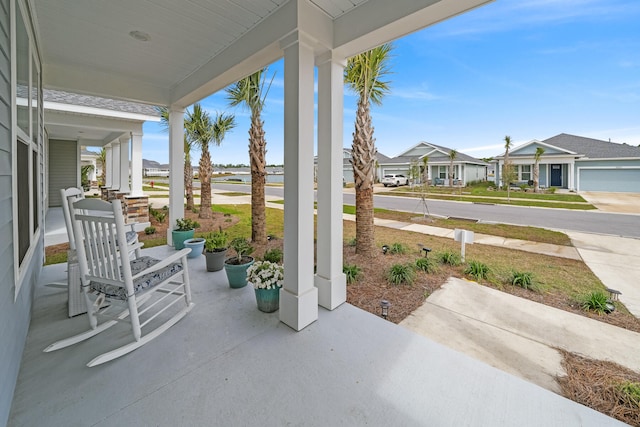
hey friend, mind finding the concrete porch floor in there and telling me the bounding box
[9,246,624,426]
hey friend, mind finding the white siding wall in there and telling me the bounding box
[0,1,43,424]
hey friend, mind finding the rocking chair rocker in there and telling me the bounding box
[45,198,194,367]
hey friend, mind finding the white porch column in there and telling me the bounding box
[111,142,121,190]
[130,131,144,196]
[105,145,113,187]
[167,107,185,245]
[568,160,575,191]
[279,32,318,331]
[314,52,346,310]
[119,136,130,194]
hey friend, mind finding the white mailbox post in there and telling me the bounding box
[454,229,474,262]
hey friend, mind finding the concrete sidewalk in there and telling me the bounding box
[401,278,640,393]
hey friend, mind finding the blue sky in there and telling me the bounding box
[141,0,640,165]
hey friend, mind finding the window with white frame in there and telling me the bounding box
[520,165,531,181]
[438,166,447,179]
[14,1,43,281]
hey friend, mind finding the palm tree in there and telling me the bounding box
[503,135,515,201]
[344,43,393,256]
[226,68,273,244]
[186,104,235,219]
[448,149,458,187]
[158,107,196,211]
[97,147,106,186]
[421,156,429,192]
[533,146,545,193]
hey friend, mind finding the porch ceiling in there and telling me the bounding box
[33,0,492,107]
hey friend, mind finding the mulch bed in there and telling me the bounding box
[558,350,640,426]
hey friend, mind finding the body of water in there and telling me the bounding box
[212,174,284,184]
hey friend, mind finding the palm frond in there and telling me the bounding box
[344,43,393,106]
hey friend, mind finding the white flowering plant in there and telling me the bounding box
[246,260,284,290]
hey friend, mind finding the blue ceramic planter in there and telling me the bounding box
[172,229,195,250]
[224,257,254,288]
[183,238,205,258]
[254,287,280,313]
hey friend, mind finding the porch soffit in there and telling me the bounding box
[34,0,492,107]
[44,110,144,145]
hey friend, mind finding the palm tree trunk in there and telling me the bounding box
[351,96,376,256]
[249,113,267,244]
[449,162,454,187]
[533,163,540,193]
[199,150,212,219]
[185,159,194,211]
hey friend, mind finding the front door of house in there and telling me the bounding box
[550,164,562,187]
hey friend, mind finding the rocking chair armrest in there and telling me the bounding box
[130,248,191,280]
[127,242,145,252]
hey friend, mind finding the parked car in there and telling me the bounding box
[382,174,409,187]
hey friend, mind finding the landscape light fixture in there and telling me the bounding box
[422,247,432,257]
[606,287,621,301]
[380,300,391,319]
[382,245,389,255]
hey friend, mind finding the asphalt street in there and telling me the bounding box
[209,182,640,238]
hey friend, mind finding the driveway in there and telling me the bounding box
[580,192,640,214]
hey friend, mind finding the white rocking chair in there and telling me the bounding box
[45,198,194,367]
[58,187,141,316]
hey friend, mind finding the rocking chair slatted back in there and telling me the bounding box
[72,198,135,296]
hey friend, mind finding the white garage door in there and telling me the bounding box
[579,168,640,193]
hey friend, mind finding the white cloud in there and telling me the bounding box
[426,0,639,38]
[391,88,440,101]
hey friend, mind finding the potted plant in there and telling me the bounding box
[224,237,254,288]
[204,228,229,272]
[172,218,200,250]
[183,237,205,259]
[246,261,283,313]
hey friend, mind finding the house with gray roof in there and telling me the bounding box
[493,133,640,192]
[378,141,488,186]
[314,148,392,183]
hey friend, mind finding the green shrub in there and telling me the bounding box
[343,264,362,284]
[465,260,490,280]
[205,229,228,252]
[388,243,407,254]
[547,186,557,194]
[618,381,640,408]
[263,248,283,263]
[581,291,610,315]
[175,218,200,231]
[438,250,462,266]
[149,207,166,223]
[144,226,156,235]
[511,271,535,290]
[228,237,254,263]
[387,263,415,286]
[415,257,438,273]
[346,237,357,247]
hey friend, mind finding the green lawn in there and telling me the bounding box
[381,188,595,210]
